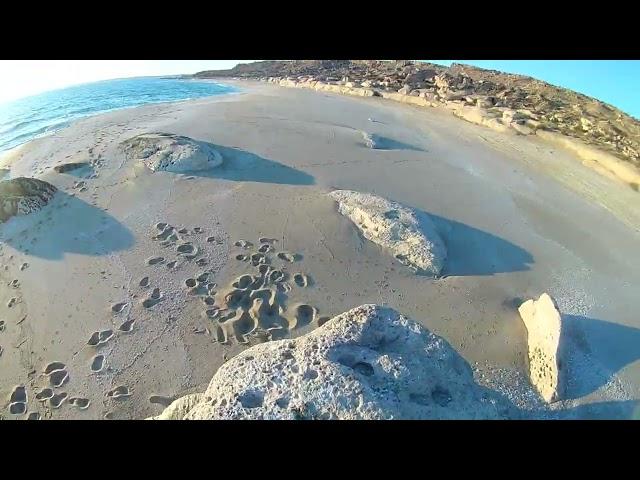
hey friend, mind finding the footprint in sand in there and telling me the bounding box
[90,355,105,373]
[118,319,135,333]
[277,251,298,263]
[258,244,274,253]
[292,304,316,328]
[259,237,277,244]
[142,288,163,308]
[20,262,29,271]
[111,302,127,314]
[35,388,54,401]
[9,402,27,415]
[69,397,91,410]
[176,242,198,258]
[196,258,208,267]
[317,316,331,327]
[146,256,165,266]
[139,276,150,288]
[234,239,253,249]
[149,395,174,407]
[87,329,114,347]
[206,236,216,243]
[203,296,216,306]
[49,369,70,388]
[193,227,203,234]
[235,254,249,262]
[49,392,68,409]
[293,273,311,288]
[250,252,268,266]
[166,260,177,269]
[10,385,27,404]
[0,320,5,332]
[107,386,132,400]
[43,362,66,375]
[269,270,286,283]
[177,228,188,235]
[27,412,41,420]
[7,298,18,308]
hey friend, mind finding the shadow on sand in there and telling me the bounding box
[427,212,533,276]
[559,314,640,400]
[188,144,315,186]
[0,191,134,260]
[364,134,425,152]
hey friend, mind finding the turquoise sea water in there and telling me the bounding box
[0,77,237,154]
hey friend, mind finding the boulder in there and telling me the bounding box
[518,293,564,403]
[0,177,57,223]
[121,133,223,173]
[150,304,514,420]
[329,190,446,276]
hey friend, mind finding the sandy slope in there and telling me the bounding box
[1,81,639,420]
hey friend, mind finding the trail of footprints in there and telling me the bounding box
[193,236,322,345]
[6,225,326,418]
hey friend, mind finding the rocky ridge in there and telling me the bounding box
[194,60,640,190]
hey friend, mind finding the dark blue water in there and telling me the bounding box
[0,77,237,154]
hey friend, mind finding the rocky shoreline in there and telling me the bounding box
[194,60,640,190]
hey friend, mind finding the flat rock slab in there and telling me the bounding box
[519,293,564,403]
[329,189,447,276]
[121,133,223,173]
[150,304,513,420]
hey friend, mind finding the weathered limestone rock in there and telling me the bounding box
[121,133,223,173]
[329,190,446,276]
[518,293,564,403]
[150,305,514,420]
[0,177,57,223]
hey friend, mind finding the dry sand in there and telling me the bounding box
[1,80,639,419]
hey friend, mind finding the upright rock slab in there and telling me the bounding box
[0,177,57,223]
[150,304,513,420]
[518,293,564,403]
[328,190,447,276]
[121,133,223,173]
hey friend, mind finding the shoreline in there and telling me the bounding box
[0,80,243,160]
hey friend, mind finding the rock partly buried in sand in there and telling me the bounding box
[53,162,89,173]
[0,177,57,223]
[518,293,564,403]
[122,133,223,173]
[329,190,446,276]
[150,304,512,420]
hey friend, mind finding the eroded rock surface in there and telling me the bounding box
[0,177,57,222]
[329,189,446,276]
[518,293,564,403]
[150,304,514,420]
[122,133,223,173]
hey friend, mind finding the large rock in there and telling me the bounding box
[518,293,564,403]
[150,305,514,420]
[121,133,223,173]
[0,177,57,223]
[329,190,447,276]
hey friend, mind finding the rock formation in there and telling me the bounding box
[328,189,446,276]
[518,293,564,403]
[150,304,514,420]
[0,177,57,223]
[194,60,640,189]
[121,133,223,173]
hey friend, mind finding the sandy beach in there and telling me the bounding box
[1,80,639,419]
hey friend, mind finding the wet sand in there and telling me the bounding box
[1,80,639,419]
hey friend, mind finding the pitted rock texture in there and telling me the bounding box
[519,293,564,403]
[329,189,446,276]
[122,133,223,173]
[0,177,57,223]
[150,304,514,420]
